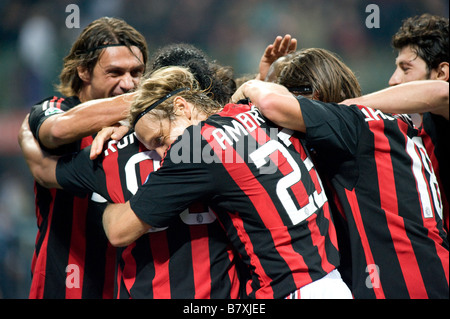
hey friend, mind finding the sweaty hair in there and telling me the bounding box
[57,17,148,97]
[148,43,235,105]
[129,66,221,126]
[278,48,361,102]
[392,14,449,73]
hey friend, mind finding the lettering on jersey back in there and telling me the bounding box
[104,132,137,156]
[213,106,266,150]
[360,106,396,122]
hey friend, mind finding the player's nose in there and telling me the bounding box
[389,69,402,86]
[119,73,135,93]
[155,145,168,158]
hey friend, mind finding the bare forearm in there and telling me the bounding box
[343,81,449,120]
[102,202,151,247]
[233,80,306,132]
[40,93,133,149]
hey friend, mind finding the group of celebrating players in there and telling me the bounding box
[18,12,448,299]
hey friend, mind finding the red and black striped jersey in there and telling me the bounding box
[130,104,340,299]
[28,96,116,299]
[419,112,449,238]
[56,131,243,299]
[299,96,449,299]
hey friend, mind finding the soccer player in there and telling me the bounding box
[232,48,449,299]
[25,17,148,299]
[388,14,449,236]
[102,66,352,299]
[19,122,242,299]
[20,45,245,298]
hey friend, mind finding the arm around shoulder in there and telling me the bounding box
[342,81,449,120]
[39,93,134,149]
[232,80,306,132]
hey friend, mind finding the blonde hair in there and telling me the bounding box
[129,66,221,126]
[278,48,361,102]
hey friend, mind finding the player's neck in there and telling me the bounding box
[78,88,90,103]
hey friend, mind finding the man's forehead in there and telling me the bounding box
[395,46,420,64]
[98,45,144,66]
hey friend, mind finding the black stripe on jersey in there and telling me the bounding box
[207,222,236,299]
[33,184,53,258]
[82,200,111,298]
[43,191,77,298]
[423,113,450,205]
[331,189,378,299]
[166,219,196,299]
[128,236,156,299]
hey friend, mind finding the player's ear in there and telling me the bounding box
[434,62,449,82]
[173,97,192,120]
[77,66,91,84]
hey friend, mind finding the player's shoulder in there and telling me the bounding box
[31,95,81,113]
[28,95,81,139]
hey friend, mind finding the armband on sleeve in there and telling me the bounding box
[28,97,65,140]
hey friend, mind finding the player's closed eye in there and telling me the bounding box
[151,136,165,149]
[106,69,123,77]
[131,69,144,78]
[401,67,411,74]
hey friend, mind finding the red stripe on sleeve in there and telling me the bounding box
[103,144,125,203]
[56,97,65,109]
[49,96,58,108]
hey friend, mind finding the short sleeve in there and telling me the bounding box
[298,96,363,157]
[28,98,64,140]
[56,146,98,197]
[28,96,81,145]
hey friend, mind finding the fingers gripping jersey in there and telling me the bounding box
[56,131,242,299]
[130,104,340,299]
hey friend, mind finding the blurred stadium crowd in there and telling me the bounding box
[0,0,448,298]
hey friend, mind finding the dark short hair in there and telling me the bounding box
[392,14,449,72]
[57,17,148,97]
[148,43,235,105]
